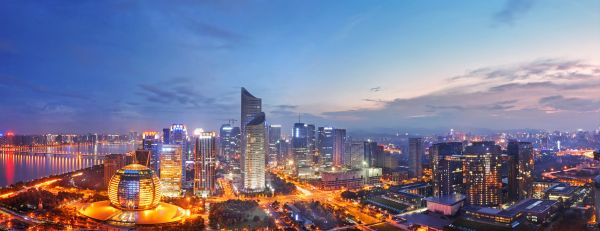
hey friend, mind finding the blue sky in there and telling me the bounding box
[1,0,599,134]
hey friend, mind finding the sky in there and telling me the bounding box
[1,0,599,135]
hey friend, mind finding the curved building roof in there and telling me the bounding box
[247,112,266,126]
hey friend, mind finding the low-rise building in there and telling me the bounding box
[425,194,466,216]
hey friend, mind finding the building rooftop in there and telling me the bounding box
[505,199,558,214]
[425,194,466,206]
[544,183,576,195]
[402,212,454,230]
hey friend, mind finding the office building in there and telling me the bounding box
[142,131,160,172]
[364,140,380,168]
[293,123,312,176]
[162,128,170,144]
[317,126,334,167]
[430,142,463,196]
[333,128,346,166]
[103,154,128,187]
[194,131,217,197]
[219,124,241,168]
[463,141,502,206]
[268,125,282,166]
[159,144,183,197]
[242,112,266,193]
[408,137,424,178]
[507,141,534,202]
[346,140,365,169]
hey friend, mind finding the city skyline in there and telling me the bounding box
[1,1,599,134]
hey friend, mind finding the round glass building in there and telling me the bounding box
[108,164,161,210]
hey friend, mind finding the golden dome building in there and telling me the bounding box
[79,164,187,226]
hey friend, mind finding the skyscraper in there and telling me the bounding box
[219,124,241,170]
[317,126,334,167]
[364,140,379,168]
[162,128,170,144]
[242,112,266,193]
[160,144,183,197]
[346,140,365,169]
[408,137,424,178]
[293,123,311,176]
[268,125,282,166]
[430,142,463,196]
[241,88,266,193]
[333,128,346,166]
[194,131,217,197]
[507,141,534,201]
[241,88,262,135]
[463,141,502,206]
[142,131,160,173]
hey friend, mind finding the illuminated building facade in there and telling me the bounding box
[268,124,282,167]
[333,128,346,166]
[142,131,160,172]
[408,137,424,178]
[219,124,241,170]
[317,126,334,167]
[293,123,311,175]
[242,112,266,193]
[80,164,186,226]
[463,141,502,207]
[430,142,463,196]
[159,144,182,197]
[108,164,161,210]
[507,141,534,202]
[194,131,217,197]
[241,87,266,193]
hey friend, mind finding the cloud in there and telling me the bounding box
[322,59,600,130]
[370,87,382,92]
[137,79,218,108]
[493,0,535,26]
[539,95,600,112]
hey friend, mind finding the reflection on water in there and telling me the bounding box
[0,143,135,187]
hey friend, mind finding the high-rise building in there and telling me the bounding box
[268,125,282,166]
[241,88,262,136]
[293,123,311,175]
[364,140,379,168]
[194,131,217,197]
[162,128,170,144]
[463,141,502,206]
[344,141,365,169]
[430,142,463,196]
[134,150,151,166]
[307,124,317,158]
[408,137,424,178]
[276,139,290,164]
[142,131,160,172]
[333,128,346,166]
[103,154,128,187]
[241,88,266,193]
[159,144,183,197]
[507,141,534,201]
[219,124,241,170]
[593,176,600,227]
[317,127,335,167]
[242,112,266,193]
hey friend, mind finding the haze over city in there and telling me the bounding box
[1,0,599,134]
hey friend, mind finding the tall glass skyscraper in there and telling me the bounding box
[507,141,534,201]
[219,124,241,170]
[463,141,502,206]
[317,126,334,167]
[408,137,424,178]
[241,88,266,193]
[194,131,217,198]
[159,144,183,197]
[242,112,266,193]
[430,142,463,196]
[268,125,282,167]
